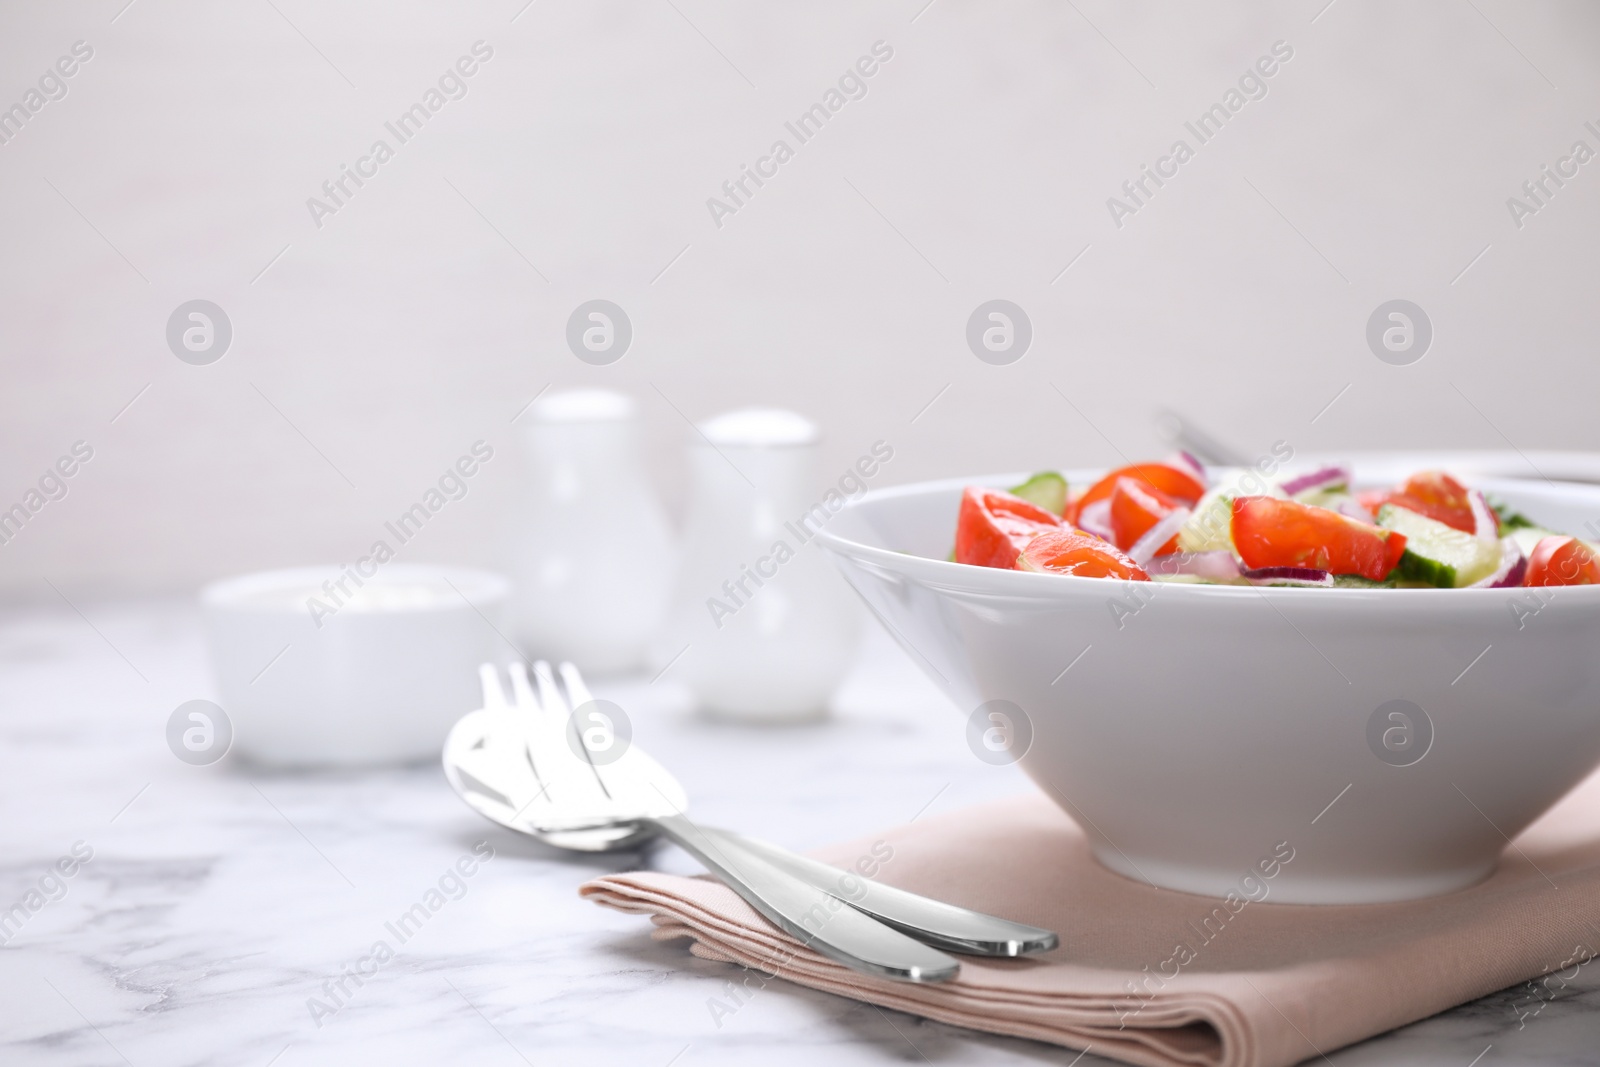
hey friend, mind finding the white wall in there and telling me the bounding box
[2,0,1598,598]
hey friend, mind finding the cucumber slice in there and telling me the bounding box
[1375,504,1501,588]
[1177,491,1234,552]
[1510,524,1560,559]
[1332,574,1400,589]
[1506,525,1600,569]
[1178,474,1285,553]
[1008,471,1068,516]
[1297,488,1357,512]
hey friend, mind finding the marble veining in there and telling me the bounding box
[1,599,1598,1066]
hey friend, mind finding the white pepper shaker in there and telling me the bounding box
[657,408,860,721]
[510,389,674,674]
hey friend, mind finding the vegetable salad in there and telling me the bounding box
[953,455,1600,589]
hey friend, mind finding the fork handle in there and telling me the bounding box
[643,814,959,984]
[701,828,1058,957]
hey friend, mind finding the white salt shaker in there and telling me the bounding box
[510,389,674,674]
[657,408,860,721]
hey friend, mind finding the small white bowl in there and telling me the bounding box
[202,565,510,768]
[817,467,1600,904]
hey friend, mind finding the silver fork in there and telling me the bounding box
[443,661,1058,983]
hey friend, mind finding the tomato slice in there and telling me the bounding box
[1360,471,1479,534]
[1354,488,1392,515]
[1109,477,1181,555]
[955,487,1062,569]
[1231,496,1406,581]
[1401,470,1472,512]
[1525,536,1600,587]
[1019,528,1149,580]
[1067,462,1204,524]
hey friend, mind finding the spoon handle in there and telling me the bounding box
[646,813,959,984]
[703,828,1058,957]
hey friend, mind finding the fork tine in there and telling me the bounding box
[507,661,539,711]
[532,660,568,715]
[478,663,509,711]
[556,662,593,708]
[555,661,606,787]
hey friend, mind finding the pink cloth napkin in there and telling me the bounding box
[580,772,1600,1067]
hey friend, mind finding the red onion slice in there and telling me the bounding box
[1147,550,1243,581]
[1469,539,1527,588]
[1467,489,1499,543]
[1497,554,1529,588]
[1076,498,1114,542]
[1127,507,1191,566]
[1167,451,1207,486]
[1280,465,1352,497]
[1243,566,1335,587]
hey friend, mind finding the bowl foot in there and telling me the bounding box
[1091,845,1499,905]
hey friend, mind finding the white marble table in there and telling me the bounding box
[1,599,1596,1067]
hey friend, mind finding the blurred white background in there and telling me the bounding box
[2,0,1597,598]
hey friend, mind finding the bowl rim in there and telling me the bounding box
[814,468,1600,601]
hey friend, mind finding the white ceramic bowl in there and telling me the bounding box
[202,565,509,768]
[817,467,1600,903]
